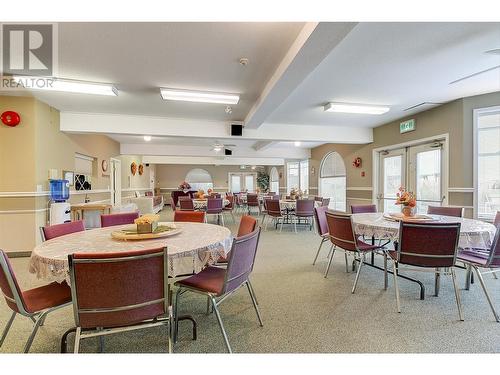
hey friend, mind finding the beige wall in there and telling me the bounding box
[310,91,500,216]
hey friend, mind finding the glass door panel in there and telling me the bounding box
[245,175,255,192]
[379,149,405,213]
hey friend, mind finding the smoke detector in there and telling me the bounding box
[225,106,233,114]
[239,58,249,66]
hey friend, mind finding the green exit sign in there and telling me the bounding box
[400,119,416,134]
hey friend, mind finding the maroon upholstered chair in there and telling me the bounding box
[223,194,236,223]
[321,198,330,207]
[293,199,315,232]
[351,204,377,214]
[457,226,500,322]
[389,221,463,320]
[179,197,195,211]
[259,196,274,225]
[174,228,262,353]
[174,210,205,223]
[494,211,500,227]
[41,220,85,242]
[216,216,258,266]
[324,212,386,293]
[427,205,464,217]
[246,193,260,215]
[0,250,71,352]
[68,247,173,353]
[312,206,332,265]
[314,196,323,202]
[100,211,139,227]
[264,199,285,232]
[206,198,224,226]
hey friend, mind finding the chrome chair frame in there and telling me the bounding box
[68,249,173,353]
[389,221,463,321]
[0,254,71,353]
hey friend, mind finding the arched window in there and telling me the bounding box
[269,167,279,193]
[319,152,346,211]
[185,168,213,191]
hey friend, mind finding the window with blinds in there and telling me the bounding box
[320,152,346,211]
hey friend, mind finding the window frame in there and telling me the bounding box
[286,160,309,193]
[318,151,347,211]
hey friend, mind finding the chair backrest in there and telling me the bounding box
[41,220,85,241]
[69,247,167,329]
[397,221,461,267]
[206,198,223,213]
[296,199,315,215]
[237,215,257,237]
[174,210,205,223]
[321,198,330,207]
[266,199,282,215]
[314,206,329,236]
[225,194,234,209]
[247,194,259,205]
[325,212,357,251]
[427,206,463,217]
[351,204,377,214]
[494,211,500,228]
[0,250,27,315]
[179,198,194,210]
[485,226,500,268]
[100,212,139,227]
[222,228,261,295]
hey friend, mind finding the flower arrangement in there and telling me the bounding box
[194,190,205,199]
[395,186,416,217]
[178,181,191,190]
[289,187,304,200]
[207,188,213,195]
[134,214,160,233]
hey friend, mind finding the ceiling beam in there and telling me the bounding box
[142,155,284,166]
[243,22,357,129]
[252,141,276,151]
[60,112,373,144]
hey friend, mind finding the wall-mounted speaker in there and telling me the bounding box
[145,163,150,167]
[231,124,243,136]
[224,149,232,156]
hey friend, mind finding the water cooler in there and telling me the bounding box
[49,179,71,225]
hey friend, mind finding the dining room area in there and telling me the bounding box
[0,4,500,374]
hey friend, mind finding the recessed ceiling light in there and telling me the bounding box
[160,88,239,104]
[144,135,152,142]
[11,76,118,96]
[324,102,390,115]
[294,141,302,147]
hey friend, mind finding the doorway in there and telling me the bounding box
[375,137,448,214]
[229,172,257,193]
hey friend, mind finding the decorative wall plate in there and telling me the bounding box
[138,163,144,175]
[101,159,108,173]
[131,162,137,176]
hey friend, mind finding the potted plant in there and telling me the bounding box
[395,186,416,217]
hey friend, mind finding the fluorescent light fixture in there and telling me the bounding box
[324,102,390,115]
[160,88,239,104]
[294,141,301,147]
[11,76,118,96]
[143,135,152,142]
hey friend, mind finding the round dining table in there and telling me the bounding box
[351,212,497,250]
[29,222,233,284]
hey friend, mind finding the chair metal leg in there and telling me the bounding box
[294,217,297,233]
[279,218,283,233]
[174,288,181,343]
[324,245,336,278]
[450,268,464,321]
[0,311,16,347]
[351,255,364,294]
[246,281,263,327]
[434,268,441,297]
[474,266,500,322]
[392,261,401,313]
[221,213,225,227]
[492,268,498,279]
[344,252,349,273]
[74,327,81,353]
[24,312,45,353]
[327,244,333,259]
[98,334,105,353]
[383,252,388,290]
[247,279,259,305]
[210,296,232,353]
[312,238,326,266]
[465,264,472,290]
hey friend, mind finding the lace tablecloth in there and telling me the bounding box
[193,199,230,210]
[280,200,296,210]
[29,222,233,284]
[352,213,496,250]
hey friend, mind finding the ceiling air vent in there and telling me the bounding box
[403,102,443,112]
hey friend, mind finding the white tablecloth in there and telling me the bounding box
[192,199,230,210]
[29,222,233,283]
[351,213,496,250]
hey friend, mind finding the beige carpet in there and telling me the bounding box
[1,209,499,353]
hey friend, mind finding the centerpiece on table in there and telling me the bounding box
[395,186,416,217]
[134,214,160,234]
[194,190,205,199]
[178,181,191,193]
[289,188,304,200]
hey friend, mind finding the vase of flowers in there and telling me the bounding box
[178,181,191,193]
[395,186,416,217]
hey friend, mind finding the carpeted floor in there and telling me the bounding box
[1,209,499,353]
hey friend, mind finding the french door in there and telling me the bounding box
[378,141,445,214]
[229,173,257,193]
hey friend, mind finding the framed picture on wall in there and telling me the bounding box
[63,170,74,186]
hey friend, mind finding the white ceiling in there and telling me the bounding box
[267,22,500,127]
[28,22,304,121]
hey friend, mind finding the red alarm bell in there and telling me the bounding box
[1,111,21,127]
